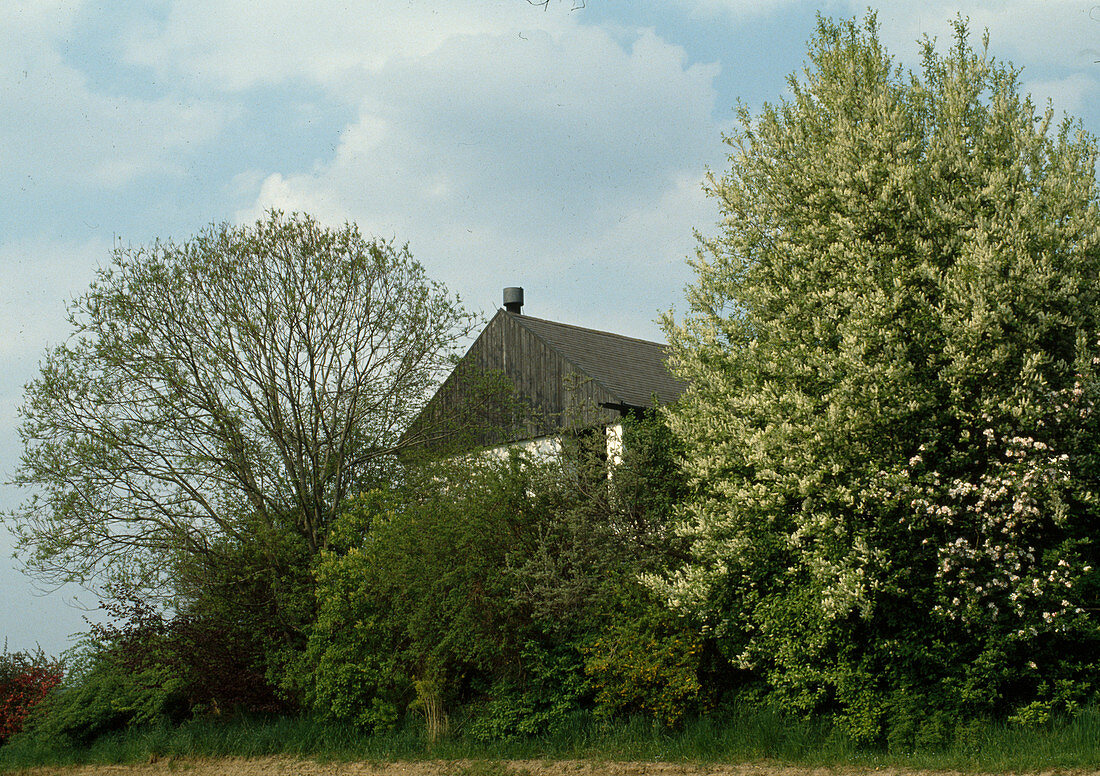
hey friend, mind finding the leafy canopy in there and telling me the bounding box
[11,211,477,599]
[661,14,1100,739]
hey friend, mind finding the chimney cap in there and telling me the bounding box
[503,286,524,314]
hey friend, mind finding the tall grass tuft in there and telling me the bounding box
[3,706,1100,773]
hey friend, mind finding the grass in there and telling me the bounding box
[3,706,1100,773]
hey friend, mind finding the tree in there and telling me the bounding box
[660,14,1100,740]
[528,0,586,10]
[10,211,477,601]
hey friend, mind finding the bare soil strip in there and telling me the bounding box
[11,758,1098,776]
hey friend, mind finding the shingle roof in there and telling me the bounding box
[509,312,685,408]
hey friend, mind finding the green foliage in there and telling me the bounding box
[10,210,476,601]
[10,375,692,749]
[17,594,296,750]
[8,210,477,742]
[507,412,689,631]
[615,409,691,534]
[170,513,316,706]
[662,12,1100,742]
[583,589,706,728]
[22,638,187,748]
[464,640,589,742]
[294,458,538,732]
[496,412,700,730]
[297,409,696,735]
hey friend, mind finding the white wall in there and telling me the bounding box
[484,421,624,469]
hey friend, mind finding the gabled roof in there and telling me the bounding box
[400,307,685,455]
[509,313,684,409]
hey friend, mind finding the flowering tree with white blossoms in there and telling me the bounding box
[661,14,1100,742]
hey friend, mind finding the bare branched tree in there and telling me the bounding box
[10,211,478,598]
[527,0,586,11]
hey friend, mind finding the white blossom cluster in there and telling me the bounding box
[903,399,1093,635]
[656,14,1100,708]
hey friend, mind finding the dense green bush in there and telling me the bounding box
[169,515,314,712]
[21,638,186,747]
[11,410,695,749]
[297,454,602,737]
[17,594,293,749]
[296,410,696,735]
[295,458,541,733]
[583,588,706,728]
[661,13,1100,742]
[464,638,590,741]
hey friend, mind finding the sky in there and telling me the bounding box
[3,0,1100,657]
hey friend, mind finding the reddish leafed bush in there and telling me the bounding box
[92,598,293,718]
[0,647,63,743]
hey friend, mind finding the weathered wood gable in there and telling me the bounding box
[401,309,684,455]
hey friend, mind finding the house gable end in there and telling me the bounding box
[400,310,621,454]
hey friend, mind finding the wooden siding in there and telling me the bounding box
[402,310,620,454]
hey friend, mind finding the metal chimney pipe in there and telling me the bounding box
[503,287,524,314]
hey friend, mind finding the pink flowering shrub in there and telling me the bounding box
[0,647,62,744]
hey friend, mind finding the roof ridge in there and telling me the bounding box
[502,310,668,349]
[507,311,629,405]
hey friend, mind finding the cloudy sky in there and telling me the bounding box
[3,0,1100,656]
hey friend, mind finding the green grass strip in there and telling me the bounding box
[4,706,1100,773]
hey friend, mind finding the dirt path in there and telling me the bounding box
[10,758,1098,776]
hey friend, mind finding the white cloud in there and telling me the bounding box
[0,4,229,194]
[123,0,575,94]
[0,1,84,47]
[1,54,229,190]
[1025,72,1100,120]
[672,0,805,20]
[552,172,714,339]
[236,22,722,333]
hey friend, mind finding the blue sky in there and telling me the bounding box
[3,0,1100,656]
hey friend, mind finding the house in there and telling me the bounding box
[400,287,685,460]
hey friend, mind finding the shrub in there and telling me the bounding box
[297,409,692,736]
[17,594,294,750]
[0,646,62,744]
[297,460,536,731]
[465,639,590,741]
[91,598,291,718]
[583,588,706,728]
[22,655,186,747]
